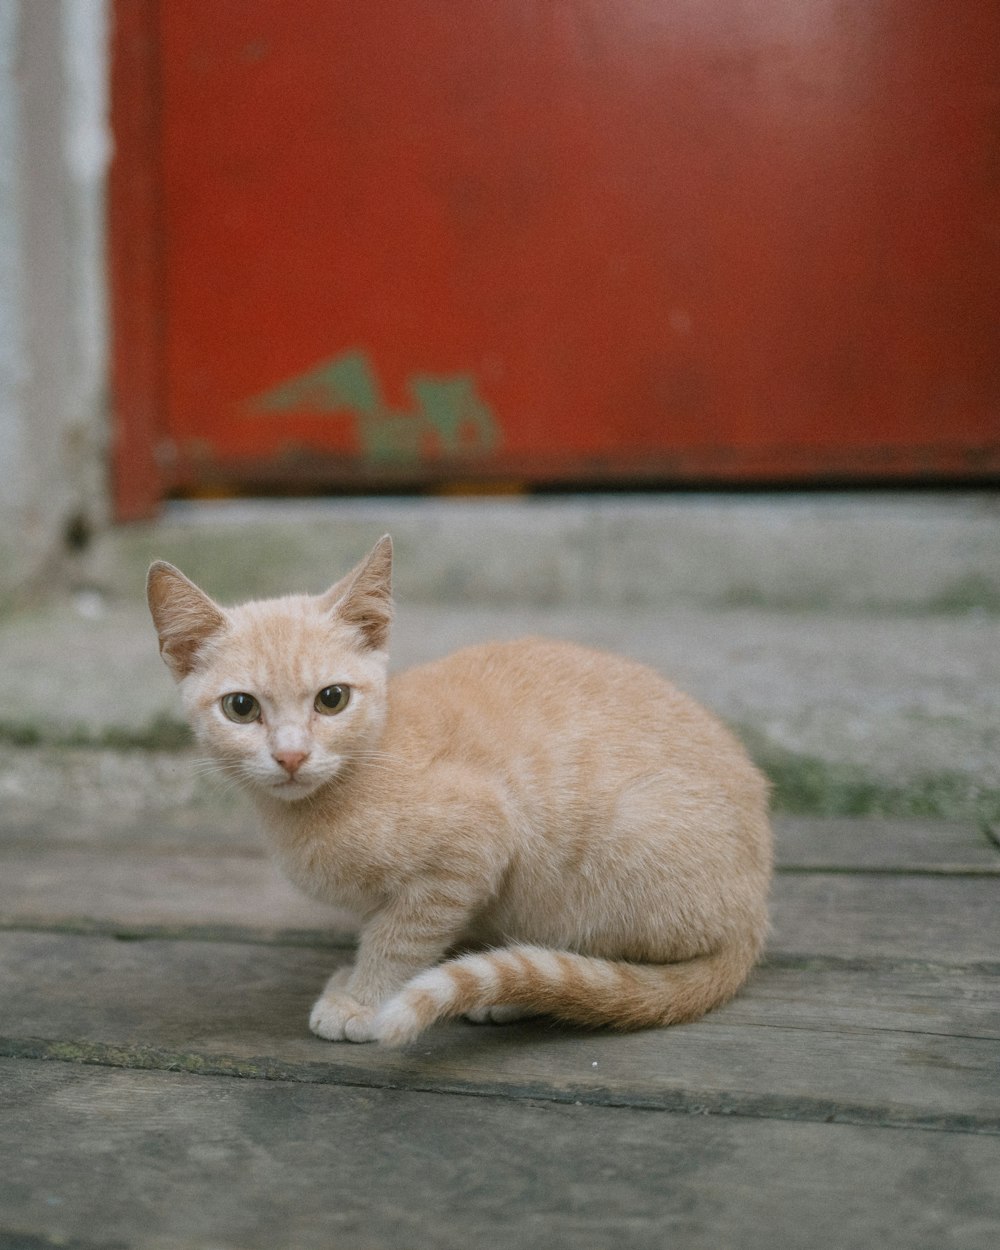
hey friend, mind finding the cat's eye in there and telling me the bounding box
[221,692,261,724]
[315,684,350,715]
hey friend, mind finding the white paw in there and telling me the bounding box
[370,997,423,1047]
[309,991,376,1043]
[464,1004,533,1025]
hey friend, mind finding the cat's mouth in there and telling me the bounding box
[267,773,318,799]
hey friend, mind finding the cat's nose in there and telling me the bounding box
[273,749,309,777]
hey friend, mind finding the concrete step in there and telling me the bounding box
[95,492,1000,611]
[2,493,998,822]
[1,596,998,820]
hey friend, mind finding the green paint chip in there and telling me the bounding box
[249,350,501,465]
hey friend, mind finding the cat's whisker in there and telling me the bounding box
[189,761,232,778]
[188,757,262,801]
[190,761,243,782]
[191,768,247,797]
[190,754,231,770]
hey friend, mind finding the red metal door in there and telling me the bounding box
[111,0,1000,518]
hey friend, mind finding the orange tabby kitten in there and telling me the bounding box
[147,536,772,1045]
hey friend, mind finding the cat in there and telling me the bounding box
[147,535,772,1046]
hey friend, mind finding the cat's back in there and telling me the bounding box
[387,637,759,793]
[391,636,660,727]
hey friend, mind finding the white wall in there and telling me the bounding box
[0,0,110,607]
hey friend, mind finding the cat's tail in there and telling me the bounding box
[371,938,761,1046]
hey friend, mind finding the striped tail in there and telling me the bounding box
[371,940,760,1046]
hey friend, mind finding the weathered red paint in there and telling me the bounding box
[111,0,1000,514]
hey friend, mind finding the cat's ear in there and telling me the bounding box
[146,561,228,680]
[320,535,393,651]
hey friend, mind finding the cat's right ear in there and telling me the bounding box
[319,534,393,651]
[146,561,228,680]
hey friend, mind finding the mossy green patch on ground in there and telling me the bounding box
[740,727,1000,824]
[927,573,1000,616]
[0,714,192,752]
[1,713,995,824]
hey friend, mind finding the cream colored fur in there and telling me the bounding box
[147,536,772,1046]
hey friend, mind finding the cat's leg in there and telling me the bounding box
[308,976,369,1041]
[308,964,366,1041]
[322,965,354,991]
[310,884,480,1043]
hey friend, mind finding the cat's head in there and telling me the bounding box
[147,536,393,804]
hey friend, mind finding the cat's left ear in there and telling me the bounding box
[320,535,393,651]
[147,561,229,680]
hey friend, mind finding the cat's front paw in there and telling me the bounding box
[309,991,377,1043]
